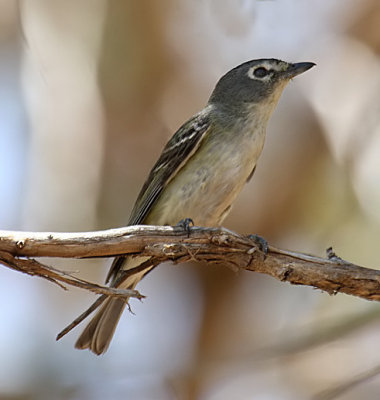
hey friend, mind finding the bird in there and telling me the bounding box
[71,58,315,354]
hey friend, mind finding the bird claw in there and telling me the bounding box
[248,234,268,255]
[175,218,194,237]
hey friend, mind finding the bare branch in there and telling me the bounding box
[0,248,144,300]
[0,225,379,302]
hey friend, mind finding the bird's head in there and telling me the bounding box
[209,58,315,115]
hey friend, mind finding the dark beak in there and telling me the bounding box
[285,62,316,78]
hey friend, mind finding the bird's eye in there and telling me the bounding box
[253,67,268,78]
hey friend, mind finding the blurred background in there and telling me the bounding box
[1,0,380,399]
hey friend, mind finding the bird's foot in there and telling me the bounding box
[176,218,194,237]
[248,234,268,255]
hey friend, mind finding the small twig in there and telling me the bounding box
[56,295,107,340]
[0,250,143,301]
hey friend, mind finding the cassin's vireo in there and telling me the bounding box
[64,58,314,354]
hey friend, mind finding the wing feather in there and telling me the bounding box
[128,108,212,225]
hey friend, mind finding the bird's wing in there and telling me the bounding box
[105,108,212,284]
[128,107,212,225]
[74,107,213,346]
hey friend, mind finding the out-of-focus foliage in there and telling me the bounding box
[0,1,380,399]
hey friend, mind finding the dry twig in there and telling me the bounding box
[0,225,379,302]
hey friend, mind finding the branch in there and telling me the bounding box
[0,249,144,300]
[0,225,379,302]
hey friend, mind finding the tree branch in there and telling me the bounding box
[0,225,379,302]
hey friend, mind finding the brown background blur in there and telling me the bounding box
[1,1,380,399]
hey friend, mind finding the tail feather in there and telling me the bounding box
[75,256,151,355]
[75,297,126,354]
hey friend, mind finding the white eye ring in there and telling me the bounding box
[247,66,271,81]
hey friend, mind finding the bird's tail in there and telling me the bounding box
[75,257,150,355]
